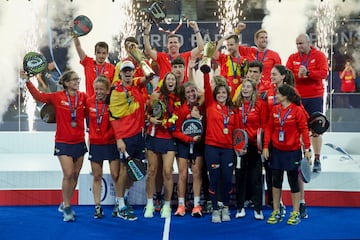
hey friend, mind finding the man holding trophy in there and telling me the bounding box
[213,34,250,97]
[113,37,154,83]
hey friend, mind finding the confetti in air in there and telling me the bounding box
[216,0,245,35]
[315,1,336,59]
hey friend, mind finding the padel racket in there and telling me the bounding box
[325,143,353,160]
[257,128,264,162]
[181,119,203,158]
[233,128,248,169]
[124,151,147,181]
[150,99,165,136]
[23,52,47,77]
[63,15,93,46]
[308,111,330,135]
[298,157,311,183]
[39,103,56,123]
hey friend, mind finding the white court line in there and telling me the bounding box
[162,215,171,240]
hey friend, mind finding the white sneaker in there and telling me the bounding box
[254,210,264,220]
[212,210,221,223]
[58,202,75,216]
[160,205,172,218]
[144,205,155,218]
[235,208,246,218]
[221,207,231,222]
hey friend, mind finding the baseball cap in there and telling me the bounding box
[120,60,135,71]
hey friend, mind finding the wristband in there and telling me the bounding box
[194,30,200,34]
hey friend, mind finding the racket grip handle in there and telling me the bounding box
[150,125,155,137]
[120,151,130,160]
[62,36,73,47]
[236,155,241,169]
[190,143,194,154]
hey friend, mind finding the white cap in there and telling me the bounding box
[120,60,135,71]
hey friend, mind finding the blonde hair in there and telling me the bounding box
[234,79,257,107]
[94,75,110,90]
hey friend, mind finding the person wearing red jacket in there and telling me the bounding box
[286,33,328,173]
[233,79,267,220]
[235,23,282,92]
[109,61,150,221]
[143,20,204,82]
[144,72,182,219]
[263,84,311,225]
[172,81,205,218]
[339,60,356,107]
[23,70,87,222]
[213,34,249,97]
[73,36,114,97]
[111,37,153,216]
[85,75,120,219]
[203,72,239,223]
[113,36,153,101]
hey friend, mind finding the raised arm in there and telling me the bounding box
[73,36,86,61]
[143,21,157,61]
[188,21,204,59]
[212,33,233,60]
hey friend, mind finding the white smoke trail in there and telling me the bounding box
[262,0,316,63]
[0,0,137,125]
[67,0,136,90]
[0,1,46,127]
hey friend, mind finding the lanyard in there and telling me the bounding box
[278,107,292,130]
[95,64,105,77]
[256,49,268,63]
[95,100,106,129]
[121,84,132,106]
[241,101,252,126]
[299,51,311,68]
[220,105,230,129]
[66,91,78,121]
[230,55,241,78]
[168,54,179,64]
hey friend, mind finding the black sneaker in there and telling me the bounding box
[112,202,119,217]
[118,207,138,221]
[299,203,308,219]
[280,203,286,218]
[313,159,321,173]
[203,201,213,214]
[154,198,163,212]
[94,205,104,219]
[125,197,134,214]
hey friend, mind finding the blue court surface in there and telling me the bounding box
[1,205,359,240]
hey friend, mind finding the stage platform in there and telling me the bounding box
[0,132,359,207]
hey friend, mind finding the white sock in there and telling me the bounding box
[194,196,200,206]
[163,201,170,207]
[147,198,154,207]
[118,198,125,210]
[178,197,185,206]
[300,199,305,204]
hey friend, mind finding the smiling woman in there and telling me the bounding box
[202,71,239,223]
